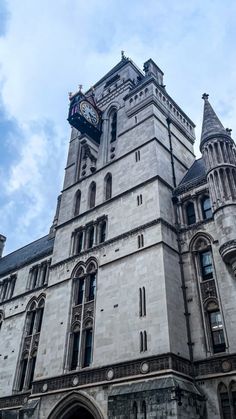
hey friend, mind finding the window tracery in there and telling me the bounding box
[16,296,45,391]
[68,260,97,371]
[191,234,226,355]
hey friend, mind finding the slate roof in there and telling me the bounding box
[0,235,54,278]
[174,158,207,195]
[200,94,231,147]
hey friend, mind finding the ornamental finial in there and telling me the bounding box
[202,93,209,100]
[226,128,232,136]
[68,92,73,99]
[79,84,83,92]
[121,50,125,60]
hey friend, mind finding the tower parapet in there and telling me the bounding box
[200,94,236,274]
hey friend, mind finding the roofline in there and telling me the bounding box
[86,58,144,93]
[0,234,53,260]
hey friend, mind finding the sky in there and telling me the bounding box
[0,0,236,255]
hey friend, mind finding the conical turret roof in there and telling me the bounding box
[200,93,231,149]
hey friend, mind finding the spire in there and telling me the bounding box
[200,93,231,149]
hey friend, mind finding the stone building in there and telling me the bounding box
[0,54,236,418]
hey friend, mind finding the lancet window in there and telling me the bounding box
[104,173,112,200]
[0,275,16,302]
[17,296,45,391]
[191,234,226,355]
[68,260,97,371]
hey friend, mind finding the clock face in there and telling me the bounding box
[79,101,99,126]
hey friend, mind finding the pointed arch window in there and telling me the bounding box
[17,297,45,391]
[88,182,96,209]
[201,196,212,220]
[69,261,97,371]
[186,202,196,225]
[110,110,117,142]
[218,383,230,419]
[105,173,112,200]
[74,190,81,216]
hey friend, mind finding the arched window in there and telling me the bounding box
[74,190,81,216]
[110,110,117,142]
[201,196,212,220]
[69,261,97,371]
[18,297,45,391]
[141,401,147,419]
[88,273,96,301]
[88,182,96,209]
[207,301,226,353]
[35,298,45,333]
[104,173,112,200]
[75,268,85,305]
[133,401,138,419]
[218,383,230,419]
[186,202,196,225]
[27,301,37,336]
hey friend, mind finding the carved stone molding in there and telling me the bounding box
[31,353,191,395]
[0,392,30,409]
[195,353,236,377]
[200,279,217,301]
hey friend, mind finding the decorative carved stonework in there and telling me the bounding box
[32,333,40,351]
[22,336,31,353]
[0,393,30,409]
[31,354,191,395]
[219,240,236,275]
[195,354,236,377]
[72,305,82,324]
[200,279,217,301]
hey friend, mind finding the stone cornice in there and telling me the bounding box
[173,176,207,196]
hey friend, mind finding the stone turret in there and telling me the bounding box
[200,94,236,275]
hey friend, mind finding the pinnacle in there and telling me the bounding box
[200,94,231,149]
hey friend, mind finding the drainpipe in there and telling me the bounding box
[166,117,176,188]
[172,196,195,379]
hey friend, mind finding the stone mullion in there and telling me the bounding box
[82,228,87,251]
[37,264,43,287]
[177,203,184,227]
[193,196,200,222]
